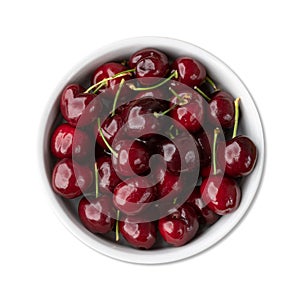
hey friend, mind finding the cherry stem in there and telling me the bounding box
[97,118,118,158]
[194,86,211,102]
[173,197,178,205]
[154,87,188,118]
[111,78,125,116]
[115,210,120,242]
[94,162,99,198]
[128,70,178,91]
[205,76,218,90]
[84,68,135,94]
[213,127,220,175]
[232,97,240,139]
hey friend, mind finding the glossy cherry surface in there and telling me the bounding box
[208,91,235,129]
[218,135,257,177]
[158,204,199,246]
[124,97,168,138]
[169,89,205,133]
[78,195,115,233]
[172,57,206,88]
[113,177,156,215]
[120,217,156,249]
[129,48,169,68]
[187,188,219,226]
[194,130,212,168]
[112,139,150,177]
[92,62,131,97]
[60,84,101,127]
[96,156,121,194]
[51,158,93,199]
[200,175,241,215]
[50,123,91,161]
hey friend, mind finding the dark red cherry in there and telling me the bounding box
[96,156,121,194]
[129,48,169,69]
[120,217,156,249]
[194,130,212,168]
[78,195,115,234]
[218,135,257,177]
[200,175,241,215]
[187,188,219,226]
[124,97,168,138]
[208,91,235,129]
[95,114,124,151]
[158,204,199,246]
[60,84,101,127]
[169,89,205,133]
[156,168,182,199]
[92,62,131,97]
[135,56,169,85]
[172,57,206,88]
[50,123,91,161]
[113,177,156,215]
[112,139,150,177]
[51,158,93,199]
[158,135,200,174]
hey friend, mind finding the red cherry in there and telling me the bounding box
[172,57,206,88]
[96,156,121,194]
[218,135,257,177]
[200,175,241,215]
[78,195,115,234]
[208,91,235,129]
[60,84,101,127]
[156,168,182,199]
[92,62,131,98]
[120,217,156,249]
[50,123,91,161]
[113,177,156,215]
[194,130,212,168]
[112,139,150,177]
[187,188,219,226]
[51,158,93,199]
[129,48,168,69]
[158,204,199,246]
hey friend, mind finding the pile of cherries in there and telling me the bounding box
[50,48,257,249]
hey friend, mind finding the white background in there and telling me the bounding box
[0,0,299,299]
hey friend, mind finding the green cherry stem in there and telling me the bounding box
[84,68,135,94]
[194,86,211,102]
[97,118,118,158]
[128,70,178,91]
[115,210,120,242]
[94,162,99,198]
[205,76,218,91]
[213,127,220,176]
[232,97,240,139]
[111,78,125,116]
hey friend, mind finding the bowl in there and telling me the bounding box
[40,37,265,264]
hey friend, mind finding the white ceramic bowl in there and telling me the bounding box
[40,37,265,264]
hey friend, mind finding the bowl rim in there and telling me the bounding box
[39,36,265,264]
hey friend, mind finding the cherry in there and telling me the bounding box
[96,156,121,194]
[158,204,199,246]
[50,123,91,161]
[172,57,206,88]
[95,114,124,151]
[113,177,156,215]
[111,139,150,177]
[124,97,168,138]
[200,175,241,215]
[78,195,115,234]
[208,91,235,129]
[91,62,132,97]
[120,217,156,249]
[169,88,205,133]
[60,84,101,127]
[157,135,200,174]
[218,135,257,177]
[134,89,166,101]
[51,158,93,199]
[194,129,212,168]
[129,48,168,68]
[187,188,219,226]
